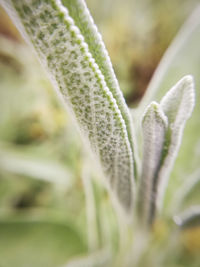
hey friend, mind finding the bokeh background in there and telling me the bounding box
[0,0,200,266]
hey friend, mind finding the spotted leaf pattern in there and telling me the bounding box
[0,0,136,213]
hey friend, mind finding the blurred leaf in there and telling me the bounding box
[174,206,200,229]
[62,248,111,267]
[138,5,200,108]
[171,169,200,212]
[0,145,73,186]
[0,220,86,267]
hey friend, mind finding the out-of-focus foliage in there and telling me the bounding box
[87,0,199,104]
[0,0,200,266]
[0,35,84,217]
[0,220,86,267]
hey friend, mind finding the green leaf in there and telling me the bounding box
[1,0,135,214]
[156,76,195,212]
[61,0,137,172]
[138,77,195,224]
[137,102,168,225]
[160,76,195,127]
[136,6,200,213]
[0,220,86,267]
[172,169,200,212]
[0,145,73,186]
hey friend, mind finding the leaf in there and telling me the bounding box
[138,76,195,225]
[174,206,200,229]
[61,0,137,173]
[136,6,200,213]
[0,146,72,186]
[171,169,200,213]
[81,161,99,251]
[160,76,195,127]
[156,76,195,211]
[138,5,200,110]
[137,102,168,225]
[1,0,135,213]
[0,219,86,267]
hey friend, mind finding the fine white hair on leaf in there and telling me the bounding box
[61,0,139,176]
[157,75,195,210]
[137,101,168,225]
[138,76,195,226]
[160,75,195,126]
[0,0,136,215]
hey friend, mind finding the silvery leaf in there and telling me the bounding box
[157,75,195,211]
[137,101,168,225]
[0,0,136,213]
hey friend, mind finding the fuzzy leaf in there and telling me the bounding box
[138,76,195,225]
[137,102,168,225]
[160,75,195,127]
[0,0,135,213]
[61,0,137,171]
[156,76,195,210]
[136,6,200,213]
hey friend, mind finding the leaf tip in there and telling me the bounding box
[161,75,195,125]
[142,101,168,128]
[174,206,200,229]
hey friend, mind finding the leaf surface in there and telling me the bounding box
[61,0,136,166]
[138,77,195,224]
[1,0,136,213]
[136,6,200,213]
[156,76,195,211]
[137,102,168,225]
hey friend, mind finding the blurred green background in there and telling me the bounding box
[0,0,200,266]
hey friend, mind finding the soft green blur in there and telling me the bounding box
[0,0,200,266]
